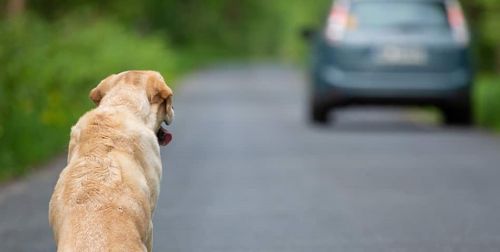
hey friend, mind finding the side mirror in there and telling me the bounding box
[301,27,317,41]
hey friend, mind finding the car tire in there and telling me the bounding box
[441,98,473,126]
[310,103,329,124]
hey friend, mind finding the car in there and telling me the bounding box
[304,0,474,125]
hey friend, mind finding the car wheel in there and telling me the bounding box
[310,103,329,124]
[441,100,472,126]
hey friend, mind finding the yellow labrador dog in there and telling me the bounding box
[49,71,174,252]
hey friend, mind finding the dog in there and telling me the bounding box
[49,70,174,252]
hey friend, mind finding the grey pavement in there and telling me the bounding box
[2,64,500,251]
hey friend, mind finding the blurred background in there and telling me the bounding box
[2,0,500,251]
[0,0,328,180]
[1,0,500,181]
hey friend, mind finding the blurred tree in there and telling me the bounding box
[5,0,25,18]
[6,0,331,58]
[462,0,500,73]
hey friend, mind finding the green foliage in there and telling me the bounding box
[144,0,331,59]
[0,15,177,180]
[21,0,335,60]
[475,75,500,130]
[461,0,500,72]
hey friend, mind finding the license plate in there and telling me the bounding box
[373,46,429,65]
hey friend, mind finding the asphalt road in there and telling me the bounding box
[2,64,500,251]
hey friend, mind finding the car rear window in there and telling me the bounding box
[350,1,449,29]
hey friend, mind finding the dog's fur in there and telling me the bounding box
[49,71,174,252]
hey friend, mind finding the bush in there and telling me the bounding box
[475,75,500,130]
[0,15,177,180]
[145,0,332,60]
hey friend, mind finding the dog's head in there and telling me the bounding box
[89,70,174,146]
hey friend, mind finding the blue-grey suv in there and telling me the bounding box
[307,0,473,125]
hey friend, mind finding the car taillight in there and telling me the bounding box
[446,0,469,45]
[325,2,349,44]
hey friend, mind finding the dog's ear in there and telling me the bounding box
[146,73,174,124]
[146,74,171,103]
[89,74,116,105]
[164,93,174,125]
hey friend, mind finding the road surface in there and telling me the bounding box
[2,64,500,251]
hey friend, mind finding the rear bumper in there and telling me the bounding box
[312,68,473,107]
[321,66,471,90]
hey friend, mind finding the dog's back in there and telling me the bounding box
[49,109,152,251]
